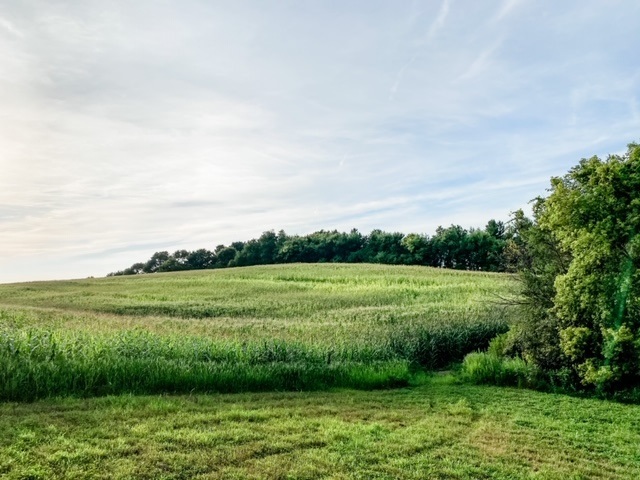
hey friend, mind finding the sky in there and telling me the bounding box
[1,0,639,283]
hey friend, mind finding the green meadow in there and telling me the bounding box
[0,264,512,400]
[2,264,639,478]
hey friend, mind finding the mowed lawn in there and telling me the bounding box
[2,377,639,479]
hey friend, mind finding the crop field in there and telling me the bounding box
[0,264,514,400]
[3,264,639,479]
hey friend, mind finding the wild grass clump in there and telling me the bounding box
[460,352,532,386]
[0,327,410,401]
[460,334,540,387]
[388,317,509,369]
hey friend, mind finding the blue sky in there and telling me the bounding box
[1,0,639,282]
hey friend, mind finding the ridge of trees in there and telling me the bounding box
[108,220,515,276]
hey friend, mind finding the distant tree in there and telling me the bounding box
[485,219,506,240]
[277,236,309,263]
[121,262,145,275]
[339,229,366,262]
[143,251,170,273]
[360,230,408,264]
[108,223,512,276]
[187,249,216,269]
[157,257,184,272]
[215,247,237,268]
[401,233,431,264]
[230,241,245,252]
[430,225,468,269]
[466,229,497,270]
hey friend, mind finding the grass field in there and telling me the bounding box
[2,376,639,479]
[0,264,514,400]
[2,264,639,478]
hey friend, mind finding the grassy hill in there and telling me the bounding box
[0,263,513,342]
[0,264,514,400]
[2,264,640,479]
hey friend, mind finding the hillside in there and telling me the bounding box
[0,264,514,400]
[2,264,640,479]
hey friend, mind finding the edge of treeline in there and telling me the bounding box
[108,220,518,276]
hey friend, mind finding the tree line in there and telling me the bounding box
[108,219,516,276]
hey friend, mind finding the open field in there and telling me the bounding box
[0,264,515,399]
[0,264,513,344]
[2,264,638,478]
[2,376,639,480]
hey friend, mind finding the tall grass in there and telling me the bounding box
[0,328,411,401]
[0,264,516,400]
[389,317,508,369]
[0,320,508,400]
[461,352,532,386]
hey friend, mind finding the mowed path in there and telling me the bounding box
[2,377,639,480]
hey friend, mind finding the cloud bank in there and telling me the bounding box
[1,0,639,281]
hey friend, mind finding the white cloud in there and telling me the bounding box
[0,0,639,282]
[491,0,524,23]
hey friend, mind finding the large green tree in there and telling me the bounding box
[517,143,640,392]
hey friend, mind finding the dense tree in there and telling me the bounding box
[401,233,432,265]
[187,249,216,269]
[233,231,280,267]
[485,219,506,240]
[431,225,468,269]
[359,230,409,264]
[143,251,170,273]
[509,143,640,394]
[110,221,510,276]
[215,247,237,268]
[503,207,570,372]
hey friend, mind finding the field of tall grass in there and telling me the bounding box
[0,264,516,400]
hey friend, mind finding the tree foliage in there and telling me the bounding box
[512,143,640,393]
[108,221,510,277]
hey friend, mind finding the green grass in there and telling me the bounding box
[0,264,515,400]
[1,264,637,478]
[1,376,639,479]
[0,264,513,344]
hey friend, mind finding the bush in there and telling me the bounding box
[506,143,640,395]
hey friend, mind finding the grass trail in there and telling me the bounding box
[1,376,638,479]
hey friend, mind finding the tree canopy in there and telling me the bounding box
[509,143,640,394]
[109,221,511,277]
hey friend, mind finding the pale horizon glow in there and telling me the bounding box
[1,1,639,282]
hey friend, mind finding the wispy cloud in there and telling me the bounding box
[456,38,504,81]
[491,0,523,23]
[0,16,23,37]
[425,0,452,42]
[389,54,418,100]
